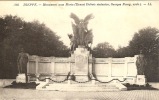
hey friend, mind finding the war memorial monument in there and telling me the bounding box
[16,13,146,91]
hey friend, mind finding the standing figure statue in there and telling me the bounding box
[136,50,147,75]
[17,48,29,83]
[68,34,77,53]
[68,13,94,52]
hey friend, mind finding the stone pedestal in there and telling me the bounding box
[71,47,91,82]
[136,75,146,85]
[16,74,26,83]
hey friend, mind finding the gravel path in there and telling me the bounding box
[1,88,159,100]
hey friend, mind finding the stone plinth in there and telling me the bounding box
[36,82,127,91]
[74,48,89,74]
[16,74,26,83]
[71,47,91,82]
[136,75,146,85]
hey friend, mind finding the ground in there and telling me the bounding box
[1,88,159,100]
[1,80,159,100]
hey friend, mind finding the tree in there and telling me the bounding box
[0,15,69,78]
[0,15,25,78]
[129,27,159,56]
[116,46,133,58]
[92,42,116,58]
[20,20,69,57]
[129,27,159,81]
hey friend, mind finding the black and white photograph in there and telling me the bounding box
[0,0,159,100]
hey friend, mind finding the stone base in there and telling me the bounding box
[124,77,136,85]
[136,75,146,86]
[16,74,26,83]
[36,81,127,91]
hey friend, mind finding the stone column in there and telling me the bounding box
[124,57,128,78]
[35,56,40,81]
[108,58,112,79]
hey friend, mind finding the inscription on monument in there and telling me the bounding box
[75,54,88,74]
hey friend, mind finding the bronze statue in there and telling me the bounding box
[17,48,29,82]
[68,34,76,52]
[136,50,147,75]
[68,13,94,52]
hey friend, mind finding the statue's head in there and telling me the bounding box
[78,19,87,29]
[79,19,84,23]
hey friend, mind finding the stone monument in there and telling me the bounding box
[69,13,94,82]
[30,13,139,91]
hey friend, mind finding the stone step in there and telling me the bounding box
[43,86,119,91]
[45,86,118,90]
[42,83,120,91]
[36,82,127,91]
[44,88,117,91]
[46,85,116,89]
[43,88,120,91]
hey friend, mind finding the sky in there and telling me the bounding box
[0,1,159,49]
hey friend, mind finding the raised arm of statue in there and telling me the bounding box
[70,13,80,25]
[84,14,94,23]
[84,13,94,29]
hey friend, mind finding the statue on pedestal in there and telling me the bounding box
[68,34,76,52]
[17,48,29,83]
[136,50,147,75]
[68,13,94,52]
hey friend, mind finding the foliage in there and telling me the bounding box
[129,27,159,56]
[1,15,159,82]
[116,46,133,58]
[92,42,116,58]
[0,15,69,78]
[117,27,159,81]
[129,27,159,81]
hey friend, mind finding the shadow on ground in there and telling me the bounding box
[4,81,159,91]
[124,83,159,90]
[4,81,38,89]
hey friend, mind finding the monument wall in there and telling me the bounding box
[94,56,137,81]
[27,55,138,82]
